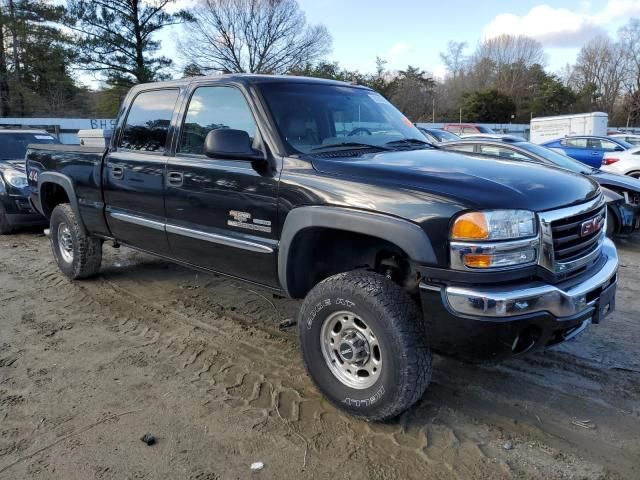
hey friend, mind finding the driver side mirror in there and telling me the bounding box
[204,129,264,161]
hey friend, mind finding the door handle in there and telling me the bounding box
[167,171,184,187]
[111,166,124,179]
[591,151,600,155]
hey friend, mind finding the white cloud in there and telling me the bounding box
[482,0,640,47]
[432,63,448,81]
[389,42,412,56]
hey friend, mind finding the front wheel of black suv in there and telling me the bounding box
[50,204,102,279]
[0,203,13,235]
[298,270,432,421]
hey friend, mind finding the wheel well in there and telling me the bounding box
[40,182,70,219]
[285,228,414,299]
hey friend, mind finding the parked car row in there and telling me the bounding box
[0,76,626,422]
[437,136,640,235]
[542,136,634,168]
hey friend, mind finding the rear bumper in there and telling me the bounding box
[419,238,618,363]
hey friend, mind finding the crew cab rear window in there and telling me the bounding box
[178,86,257,155]
[119,89,179,153]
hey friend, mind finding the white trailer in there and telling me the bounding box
[530,112,608,144]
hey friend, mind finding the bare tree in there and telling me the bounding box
[474,34,546,69]
[439,41,468,79]
[571,36,627,115]
[181,0,331,74]
[618,19,640,124]
[470,35,546,103]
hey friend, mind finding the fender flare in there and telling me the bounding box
[277,206,436,296]
[38,172,86,233]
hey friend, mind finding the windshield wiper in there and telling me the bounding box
[310,142,391,152]
[385,138,437,149]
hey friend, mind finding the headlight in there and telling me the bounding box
[2,168,28,188]
[451,210,536,241]
[450,210,538,270]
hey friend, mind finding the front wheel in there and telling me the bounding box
[50,204,102,279]
[0,203,13,235]
[298,271,432,421]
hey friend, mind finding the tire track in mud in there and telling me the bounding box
[14,259,507,479]
[2,236,626,479]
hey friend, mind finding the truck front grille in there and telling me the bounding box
[538,194,606,275]
[551,205,606,262]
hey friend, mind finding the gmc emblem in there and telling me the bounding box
[580,216,603,237]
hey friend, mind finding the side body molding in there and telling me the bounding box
[37,172,86,232]
[278,206,436,295]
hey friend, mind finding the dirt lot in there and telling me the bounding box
[0,232,639,480]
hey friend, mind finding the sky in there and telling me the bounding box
[84,0,640,87]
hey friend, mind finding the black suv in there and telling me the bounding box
[0,129,57,233]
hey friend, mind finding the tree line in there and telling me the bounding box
[0,0,639,126]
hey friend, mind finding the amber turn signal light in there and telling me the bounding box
[451,212,489,240]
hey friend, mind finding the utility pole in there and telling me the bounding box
[432,96,435,123]
[459,107,462,124]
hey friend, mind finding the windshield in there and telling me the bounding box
[258,82,426,155]
[0,132,59,161]
[516,142,591,174]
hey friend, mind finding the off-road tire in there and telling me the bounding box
[298,270,432,421]
[0,203,13,234]
[50,204,102,279]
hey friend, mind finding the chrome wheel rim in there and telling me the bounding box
[57,222,74,263]
[320,310,382,389]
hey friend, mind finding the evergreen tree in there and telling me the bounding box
[65,0,191,87]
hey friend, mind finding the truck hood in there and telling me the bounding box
[311,149,600,211]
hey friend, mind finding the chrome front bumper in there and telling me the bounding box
[424,237,618,318]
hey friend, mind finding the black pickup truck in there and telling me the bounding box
[26,75,619,420]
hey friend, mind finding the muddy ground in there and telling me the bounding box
[0,231,638,480]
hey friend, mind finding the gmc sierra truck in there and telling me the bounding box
[26,75,618,421]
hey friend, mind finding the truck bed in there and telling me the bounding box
[26,143,110,236]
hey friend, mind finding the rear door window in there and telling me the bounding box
[598,139,619,151]
[119,89,180,153]
[479,145,530,160]
[446,144,475,153]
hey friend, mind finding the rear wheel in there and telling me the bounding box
[49,204,102,279]
[0,203,13,235]
[298,270,431,421]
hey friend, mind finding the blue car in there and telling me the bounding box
[542,136,634,168]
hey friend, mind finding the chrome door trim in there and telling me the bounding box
[109,210,274,254]
[109,211,165,231]
[165,224,274,253]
